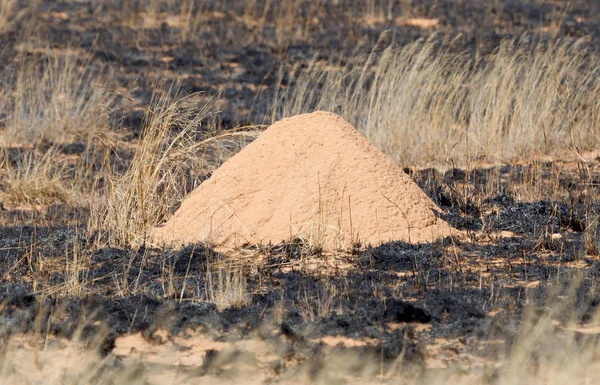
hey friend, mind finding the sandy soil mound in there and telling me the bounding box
[153,111,455,250]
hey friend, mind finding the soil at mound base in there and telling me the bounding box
[153,111,455,250]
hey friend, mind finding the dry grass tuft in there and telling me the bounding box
[205,263,250,311]
[0,51,116,209]
[92,88,215,247]
[274,34,600,166]
[91,85,259,247]
[1,50,115,146]
[0,147,74,207]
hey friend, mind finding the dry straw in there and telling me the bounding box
[91,85,260,248]
[0,51,116,208]
[273,33,600,167]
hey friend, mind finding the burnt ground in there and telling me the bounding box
[0,0,600,381]
[2,160,600,378]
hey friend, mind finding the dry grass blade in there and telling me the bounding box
[0,50,116,209]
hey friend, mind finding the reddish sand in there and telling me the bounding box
[153,111,455,250]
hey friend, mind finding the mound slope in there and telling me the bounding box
[153,111,454,250]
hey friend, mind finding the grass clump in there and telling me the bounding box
[0,51,116,209]
[274,34,600,166]
[92,85,259,248]
[93,87,215,247]
[1,50,115,146]
[205,263,250,311]
[0,149,73,207]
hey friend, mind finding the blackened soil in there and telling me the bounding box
[2,161,600,368]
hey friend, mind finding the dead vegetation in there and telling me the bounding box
[0,0,17,35]
[275,34,600,166]
[89,88,260,248]
[0,147,74,207]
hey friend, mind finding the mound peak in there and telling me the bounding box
[153,111,455,250]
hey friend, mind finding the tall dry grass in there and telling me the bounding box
[273,34,600,166]
[90,88,215,247]
[0,0,17,34]
[90,86,259,248]
[0,51,116,208]
[1,51,115,146]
